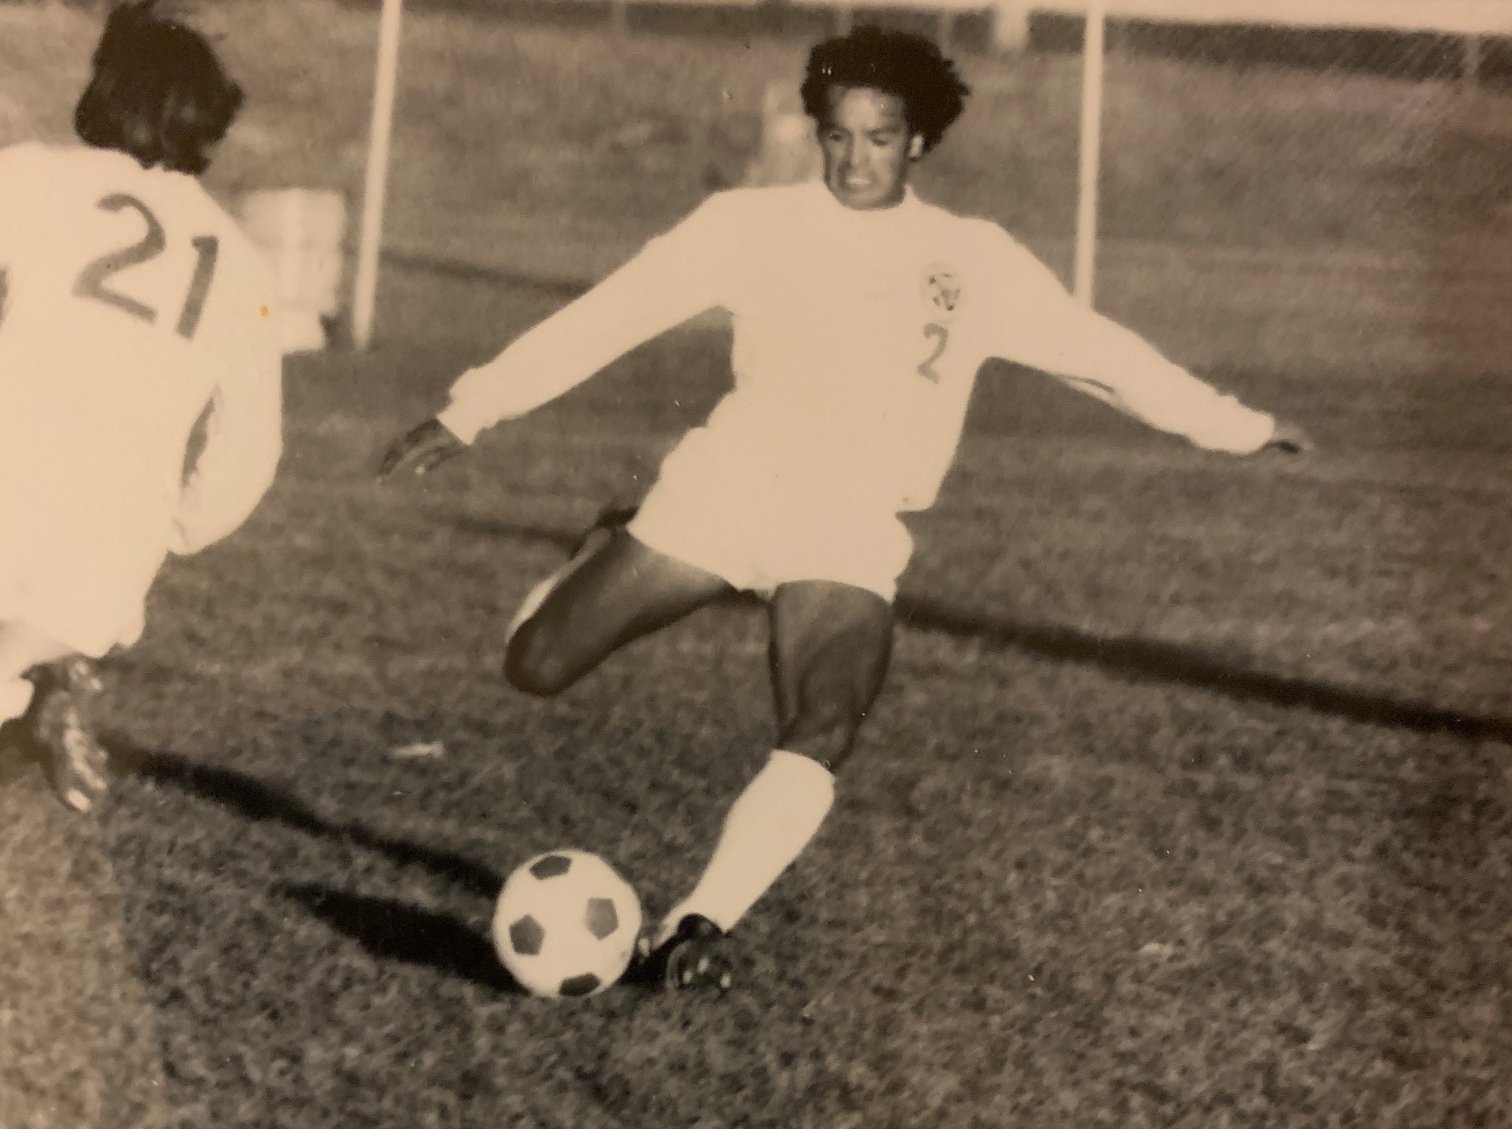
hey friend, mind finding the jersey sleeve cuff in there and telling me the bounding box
[1194,409,1276,455]
[435,403,482,446]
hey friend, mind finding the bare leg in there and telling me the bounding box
[648,581,894,989]
[504,528,733,697]
[768,580,894,772]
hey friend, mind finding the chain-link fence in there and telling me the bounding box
[985,9,1512,376]
[1068,15,1506,247]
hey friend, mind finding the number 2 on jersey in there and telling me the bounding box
[72,193,219,340]
[917,322,949,383]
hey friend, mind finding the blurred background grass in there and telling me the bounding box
[7,0,1512,375]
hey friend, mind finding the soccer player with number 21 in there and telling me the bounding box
[382,27,1311,989]
[0,2,283,813]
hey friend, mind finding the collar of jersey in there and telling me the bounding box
[811,180,923,222]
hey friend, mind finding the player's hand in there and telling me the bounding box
[377,418,466,481]
[1259,420,1313,456]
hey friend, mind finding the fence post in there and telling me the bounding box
[1462,33,1482,92]
[1073,1,1107,307]
[352,0,404,351]
[989,0,1031,53]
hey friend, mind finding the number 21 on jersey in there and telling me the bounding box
[72,193,219,340]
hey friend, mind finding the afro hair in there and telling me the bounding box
[800,26,971,153]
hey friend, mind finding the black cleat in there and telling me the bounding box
[630,914,734,992]
[28,657,109,814]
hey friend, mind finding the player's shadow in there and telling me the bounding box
[898,601,1512,745]
[449,515,1512,745]
[119,743,502,900]
[275,884,524,993]
[114,741,526,991]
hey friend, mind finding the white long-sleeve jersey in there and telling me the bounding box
[440,181,1274,514]
[0,141,283,652]
[0,141,283,552]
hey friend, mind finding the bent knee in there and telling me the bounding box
[778,712,867,771]
[502,622,578,697]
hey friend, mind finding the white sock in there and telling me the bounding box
[658,749,836,942]
[0,677,34,724]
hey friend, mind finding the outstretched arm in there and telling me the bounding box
[433,197,736,446]
[989,232,1301,455]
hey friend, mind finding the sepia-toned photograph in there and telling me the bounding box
[2,0,1509,1125]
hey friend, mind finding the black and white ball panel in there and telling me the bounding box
[508,915,546,956]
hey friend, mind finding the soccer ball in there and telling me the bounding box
[490,849,643,998]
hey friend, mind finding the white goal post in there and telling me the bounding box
[352,0,404,351]
[1036,0,1512,37]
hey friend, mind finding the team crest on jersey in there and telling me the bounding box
[921,263,964,320]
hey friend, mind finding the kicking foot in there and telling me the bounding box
[30,658,109,814]
[631,914,734,992]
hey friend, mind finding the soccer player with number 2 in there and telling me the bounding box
[382,27,1311,989]
[0,2,283,813]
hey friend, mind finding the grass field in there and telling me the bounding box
[67,264,1512,1129]
[4,2,1512,1126]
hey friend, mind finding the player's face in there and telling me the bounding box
[817,85,924,211]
